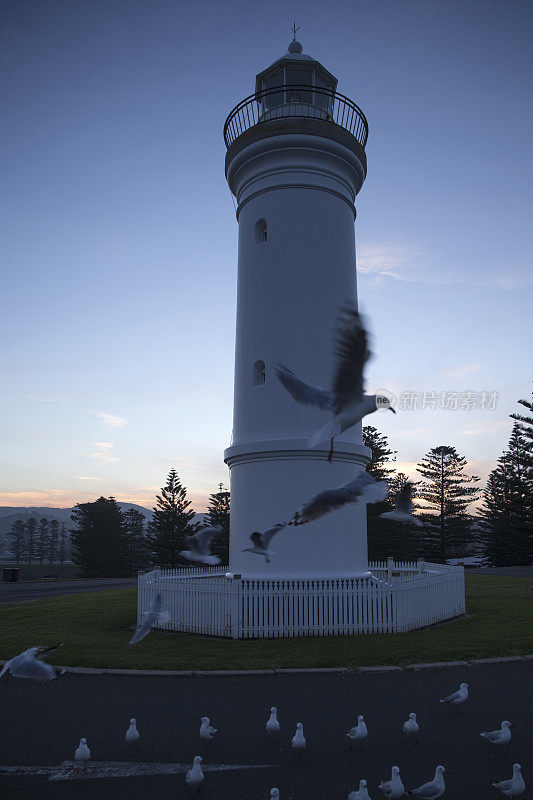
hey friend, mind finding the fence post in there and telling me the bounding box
[230,576,240,639]
[387,556,394,583]
[418,559,425,575]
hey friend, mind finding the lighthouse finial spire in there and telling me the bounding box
[291,21,300,40]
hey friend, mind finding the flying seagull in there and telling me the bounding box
[129,593,170,645]
[179,526,222,566]
[288,473,388,527]
[242,523,287,563]
[0,644,64,682]
[276,307,395,461]
[380,482,423,527]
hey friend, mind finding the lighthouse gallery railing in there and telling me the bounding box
[224,85,369,150]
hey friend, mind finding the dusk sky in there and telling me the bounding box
[1,0,531,511]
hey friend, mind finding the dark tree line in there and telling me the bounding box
[364,384,532,565]
[70,470,230,577]
[8,518,70,565]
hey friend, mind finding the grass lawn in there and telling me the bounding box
[0,576,531,671]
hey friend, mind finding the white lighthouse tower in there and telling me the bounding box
[224,37,372,578]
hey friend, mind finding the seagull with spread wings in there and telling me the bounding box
[242,522,287,563]
[0,644,64,682]
[129,593,170,645]
[288,473,388,527]
[277,307,395,461]
[380,482,423,527]
[179,526,222,566]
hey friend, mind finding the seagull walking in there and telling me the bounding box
[125,717,140,750]
[242,523,286,563]
[129,593,170,645]
[492,763,525,798]
[186,755,204,790]
[438,682,468,712]
[407,765,446,798]
[379,765,404,798]
[347,715,368,752]
[481,721,511,757]
[276,307,395,462]
[74,738,91,772]
[179,526,222,566]
[348,779,372,799]
[291,722,306,757]
[0,644,64,682]
[403,713,420,744]
[289,475,388,527]
[380,482,422,527]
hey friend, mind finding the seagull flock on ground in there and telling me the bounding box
[0,307,527,797]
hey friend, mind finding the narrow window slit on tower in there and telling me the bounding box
[255,218,267,243]
[253,360,266,385]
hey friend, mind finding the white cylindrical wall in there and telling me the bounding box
[225,131,370,577]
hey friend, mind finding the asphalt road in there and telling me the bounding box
[0,662,531,799]
[0,579,137,604]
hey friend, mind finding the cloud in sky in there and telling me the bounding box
[440,364,480,380]
[93,412,128,428]
[90,442,118,462]
[76,476,100,480]
[357,244,429,283]
[0,490,67,503]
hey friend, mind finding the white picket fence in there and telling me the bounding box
[137,560,465,639]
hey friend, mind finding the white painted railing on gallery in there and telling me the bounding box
[137,560,465,639]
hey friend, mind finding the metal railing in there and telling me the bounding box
[224,85,368,150]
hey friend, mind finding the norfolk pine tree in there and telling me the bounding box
[37,517,49,564]
[48,519,59,564]
[363,426,397,560]
[23,518,38,564]
[70,497,128,577]
[416,445,480,561]
[123,508,148,575]
[8,520,25,565]
[145,469,198,567]
[204,483,230,564]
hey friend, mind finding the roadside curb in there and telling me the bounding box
[2,655,530,678]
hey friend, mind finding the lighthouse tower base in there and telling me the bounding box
[137,561,465,639]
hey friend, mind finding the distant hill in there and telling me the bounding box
[0,503,153,539]
[0,505,207,539]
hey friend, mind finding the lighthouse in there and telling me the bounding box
[223,37,372,578]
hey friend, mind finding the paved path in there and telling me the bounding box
[0,578,137,604]
[0,662,531,799]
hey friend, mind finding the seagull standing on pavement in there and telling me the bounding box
[403,713,420,744]
[407,766,446,798]
[291,722,306,756]
[179,526,222,566]
[125,718,140,750]
[74,738,91,772]
[266,707,280,735]
[347,715,368,752]
[438,682,468,712]
[492,763,525,798]
[288,475,388,527]
[348,779,372,799]
[269,790,280,800]
[242,523,286,563]
[129,593,170,645]
[277,307,395,462]
[379,765,404,799]
[200,716,217,742]
[186,756,204,790]
[380,482,422,527]
[481,721,511,756]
